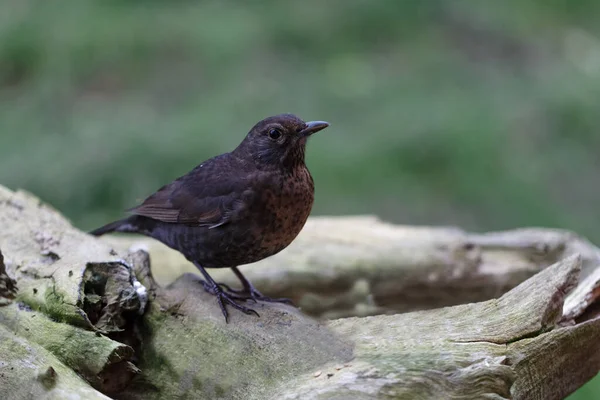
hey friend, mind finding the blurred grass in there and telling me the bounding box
[0,1,599,397]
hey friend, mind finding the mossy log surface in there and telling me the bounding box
[1,185,600,400]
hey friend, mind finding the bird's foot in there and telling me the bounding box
[218,282,295,306]
[198,280,260,322]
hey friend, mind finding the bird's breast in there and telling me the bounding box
[255,166,314,254]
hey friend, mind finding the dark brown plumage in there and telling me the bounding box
[90,114,329,321]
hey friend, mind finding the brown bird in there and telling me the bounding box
[90,114,329,321]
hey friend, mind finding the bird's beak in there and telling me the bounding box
[300,121,329,137]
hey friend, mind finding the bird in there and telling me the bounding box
[90,114,329,322]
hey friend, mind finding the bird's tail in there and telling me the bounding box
[89,216,140,236]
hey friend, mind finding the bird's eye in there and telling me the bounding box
[268,128,282,140]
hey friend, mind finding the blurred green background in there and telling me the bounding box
[0,1,598,397]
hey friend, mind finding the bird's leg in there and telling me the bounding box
[220,266,294,305]
[192,261,260,322]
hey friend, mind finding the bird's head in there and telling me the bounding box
[234,114,329,169]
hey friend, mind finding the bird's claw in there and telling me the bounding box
[198,279,260,321]
[218,282,295,306]
[215,289,260,322]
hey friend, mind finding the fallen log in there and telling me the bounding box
[106,216,600,319]
[1,185,599,399]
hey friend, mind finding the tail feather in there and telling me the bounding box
[89,216,139,236]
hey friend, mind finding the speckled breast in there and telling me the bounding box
[255,166,315,257]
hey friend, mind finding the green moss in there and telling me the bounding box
[0,304,132,380]
[43,286,85,325]
[0,325,110,399]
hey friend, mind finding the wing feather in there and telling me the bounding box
[127,155,249,227]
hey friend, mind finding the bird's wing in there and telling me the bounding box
[128,156,248,228]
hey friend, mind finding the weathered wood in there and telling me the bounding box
[106,218,600,319]
[283,255,595,400]
[0,186,146,395]
[1,185,600,399]
[0,324,111,400]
